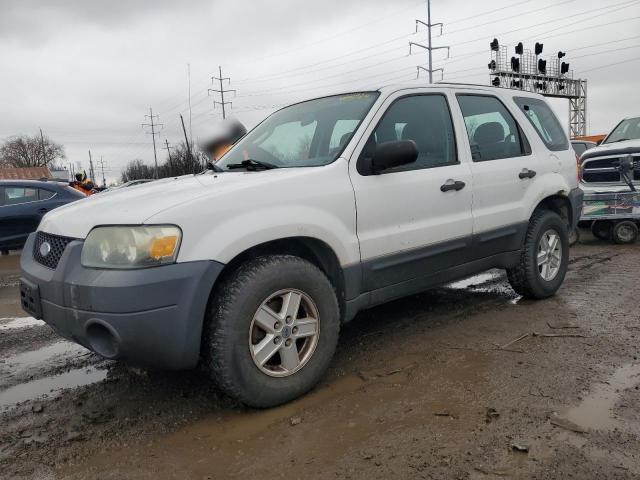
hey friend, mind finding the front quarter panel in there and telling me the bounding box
[147,159,360,267]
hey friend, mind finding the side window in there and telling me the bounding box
[457,95,527,162]
[513,96,569,151]
[4,187,38,205]
[0,187,5,206]
[361,94,457,173]
[39,188,56,200]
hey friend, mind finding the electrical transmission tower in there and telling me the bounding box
[208,66,235,119]
[142,107,163,179]
[409,0,450,83]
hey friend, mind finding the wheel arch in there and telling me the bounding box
[208,236,349,321]
[531,194,573,228]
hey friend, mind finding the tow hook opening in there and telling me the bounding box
[86,321,120,359]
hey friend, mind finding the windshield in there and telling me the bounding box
[603,117,640,144]
[216,92,379,169]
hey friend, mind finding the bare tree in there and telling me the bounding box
[0,133,65,168]
[120,142,203,183]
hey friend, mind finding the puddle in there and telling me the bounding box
[0,317,45,330]
[446,271,502,290]
[0,366,108,408]
[562,363,640,432]
[4,341,89,371]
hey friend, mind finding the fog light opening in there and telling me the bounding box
[86,322,120,359]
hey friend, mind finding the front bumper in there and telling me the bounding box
[568,187,584,229]
[20,232,224,370]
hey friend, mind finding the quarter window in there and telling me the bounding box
[39,189,56,200]
[513,96,569,151]
[360,94,457,173]
[457,95,528,161]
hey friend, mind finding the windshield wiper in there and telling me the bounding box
[226,159,279,171]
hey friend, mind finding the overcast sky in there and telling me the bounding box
[1,0,639,183]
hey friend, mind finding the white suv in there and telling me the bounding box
[19,84,582,407]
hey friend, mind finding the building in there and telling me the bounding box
[0,166,53,180]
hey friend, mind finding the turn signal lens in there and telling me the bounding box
[149,235,178,260]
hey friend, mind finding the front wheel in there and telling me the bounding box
[507,210,569,299]
[612,220,638,244]
[203,255,340,408]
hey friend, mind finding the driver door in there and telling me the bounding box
[348,91,473,293]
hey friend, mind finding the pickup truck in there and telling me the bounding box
[19,84,582,407]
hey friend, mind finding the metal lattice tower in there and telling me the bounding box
[488,42,587,138]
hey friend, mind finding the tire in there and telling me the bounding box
[507,210,569,299]
[612,220,638,244]
[203,255,340,408]
[591,220,612,241]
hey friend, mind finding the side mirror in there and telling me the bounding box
[362,140,418,175]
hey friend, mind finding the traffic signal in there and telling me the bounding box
[490,38,500,51]
[488,60,496,70]
[561,62,570,74]
[558,51,566,59]
[511,56,520,72]
[515,42,524,55]
[538,59,547,74]
[492,77,500,87]
[535,42,544,55]
[511,80,522,88]
[535,82,547,90]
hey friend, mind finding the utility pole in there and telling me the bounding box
[208,66,235,119]
[180,114,195,168]
[39,128,46,166]
[164,139,173,175]
[142,107,163,179]
[98,156,107,188]
[187,63,193,146]
[88,150,96,181]
[409,0,450,83]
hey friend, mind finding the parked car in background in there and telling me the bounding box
[578,116,640,243]
[571,139,597,157]
[0,180,85,253]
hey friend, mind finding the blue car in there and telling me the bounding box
[0,180,85,253]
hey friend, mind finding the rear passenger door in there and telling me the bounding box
[455,94,538,260]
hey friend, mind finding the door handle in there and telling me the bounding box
[518,168,537,179]
[440,180,466,192]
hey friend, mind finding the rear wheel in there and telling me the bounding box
[612,220,638,244]
[204,255,340,408]
[507,210,569,299]
[591,220,612,241]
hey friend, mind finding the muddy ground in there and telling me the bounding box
[0,230,639,480]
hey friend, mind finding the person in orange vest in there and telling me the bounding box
[70,172,95,196]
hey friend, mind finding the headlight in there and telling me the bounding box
[81,225,182,269]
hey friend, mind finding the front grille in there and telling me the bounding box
[582,155,640,184]
[33,231,75,270]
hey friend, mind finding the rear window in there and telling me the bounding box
[513,97,569,151]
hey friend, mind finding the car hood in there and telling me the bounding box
[39,171,293,238]
[582,139,640,160]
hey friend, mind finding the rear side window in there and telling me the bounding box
[513,97,569,151]
[38,188,55,200]
[457,95,528,161]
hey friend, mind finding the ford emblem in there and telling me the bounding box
[40,242,52,257]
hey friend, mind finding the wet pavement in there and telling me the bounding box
[0,232,639,479]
